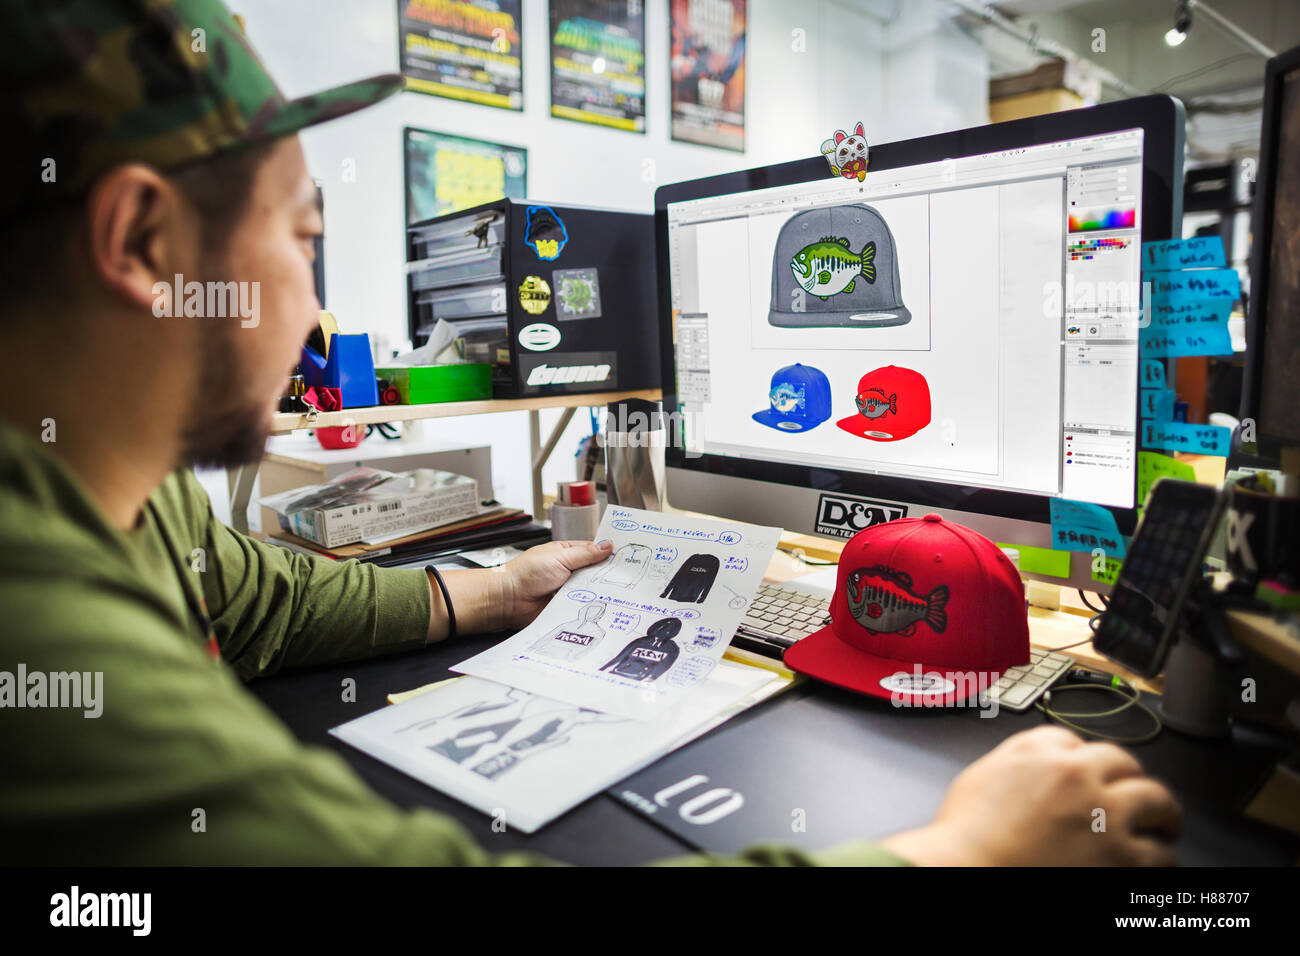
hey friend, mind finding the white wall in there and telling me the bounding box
[222,0,988,519]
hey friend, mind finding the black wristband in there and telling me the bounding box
[426,565,456,640]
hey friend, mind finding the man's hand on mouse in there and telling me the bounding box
[880,725,1182,866]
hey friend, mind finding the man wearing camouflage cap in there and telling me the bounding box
[0,0,1180,867]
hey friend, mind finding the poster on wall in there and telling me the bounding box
[670,0,746,151]
[398,0,524,111]
[549,0,646,133]
[404,127,528,223]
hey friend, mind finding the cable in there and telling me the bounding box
[1078,588,1109,614]
[1052,635,1098,651]
[1035,676,1163,745]
[1151,52,1256,93]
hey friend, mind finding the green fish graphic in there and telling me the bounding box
[791,237,876,299]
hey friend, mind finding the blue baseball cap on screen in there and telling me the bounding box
[752,363,833,433]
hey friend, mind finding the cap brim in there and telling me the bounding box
[835,415,916,442]
[752,409,824,432]
[767,308,911,328]
[262,73,403,140]
[784,625,998,707]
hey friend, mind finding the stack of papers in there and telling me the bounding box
[331,506,787,831]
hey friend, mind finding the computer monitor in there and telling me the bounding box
[1241,44,1300,452]
[656,96,1185,591]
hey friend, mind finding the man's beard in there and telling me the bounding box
[178,323,274,471]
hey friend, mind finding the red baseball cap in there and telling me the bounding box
[836,366,931,441]
[784,514,1029,706]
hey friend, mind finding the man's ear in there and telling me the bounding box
[83,164,184,313]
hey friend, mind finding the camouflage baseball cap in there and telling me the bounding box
[0,0,401,216]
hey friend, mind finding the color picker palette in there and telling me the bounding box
[1068,205,1137,232]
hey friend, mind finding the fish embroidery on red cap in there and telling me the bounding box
[846,566,948,636]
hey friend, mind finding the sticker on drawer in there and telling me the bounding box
[518,322,561,351]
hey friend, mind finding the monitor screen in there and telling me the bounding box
[666,127,1145,510]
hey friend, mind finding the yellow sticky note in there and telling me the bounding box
[1092,556,1123,586]
[997,542,1070,579]
[1137,451,1196,508]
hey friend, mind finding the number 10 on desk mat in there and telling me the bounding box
[453,506,784,721]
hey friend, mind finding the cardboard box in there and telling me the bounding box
[261,467,479,549]
[240,433,494,536]
[989,88,1084,123]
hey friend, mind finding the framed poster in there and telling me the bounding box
[670,0,745,151]
[398,0,524,111]
[549,0,646,133]
[404,127,528,223]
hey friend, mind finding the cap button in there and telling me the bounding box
[923,513,942,523]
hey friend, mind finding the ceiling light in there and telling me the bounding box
[1166,1,1192,47]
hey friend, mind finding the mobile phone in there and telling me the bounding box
[1092,478,1225,677]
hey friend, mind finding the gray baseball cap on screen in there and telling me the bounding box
[768,204,911,328]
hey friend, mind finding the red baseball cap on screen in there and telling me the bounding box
[784,514,1029,706]
[836,365,931,441]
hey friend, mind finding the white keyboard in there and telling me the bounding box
[735,583,832,652]
[986,647,1074,711]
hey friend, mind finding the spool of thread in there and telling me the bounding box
[552,481,599,540]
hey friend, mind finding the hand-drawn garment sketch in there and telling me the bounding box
[527,601,608,661]
[590,542,652,589]
[599,617,682,682]
[397,686,623,779]
[659,553,721,603]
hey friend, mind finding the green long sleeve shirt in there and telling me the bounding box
[0,422,905,866]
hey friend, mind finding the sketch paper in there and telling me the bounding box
[329,661,786,833]
[453,506,783,720]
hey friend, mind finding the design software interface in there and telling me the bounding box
[668,128,1144,508]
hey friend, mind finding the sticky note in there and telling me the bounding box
[1146,268,1240,302]
[997,543,1070,579]
[1137,450,1196,506]
[1092,556,1123,586]
[1140,359,1166,387]
[1141,236,1226,272]
[1140,297,1234,356]
[1049,499,1127,558]
[1141,420,1230,456]
[1140,387,1175,421]
[1140,324,1233,357]
[1147,295,1233,328]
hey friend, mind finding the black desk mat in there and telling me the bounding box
[609,678,1298,865]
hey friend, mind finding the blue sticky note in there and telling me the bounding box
[1140,324,1233,357]
[1147,269,1241,302]
[1141,236,1226,272]
[1140,359,1166,387]
[1140,296,1234,356]
[1049,499,1127,558]
[1140,387,1175,421]
[1147,295,1234,329]
[1141,420,1230,457]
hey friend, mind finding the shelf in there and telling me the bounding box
[270,389,662,435]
